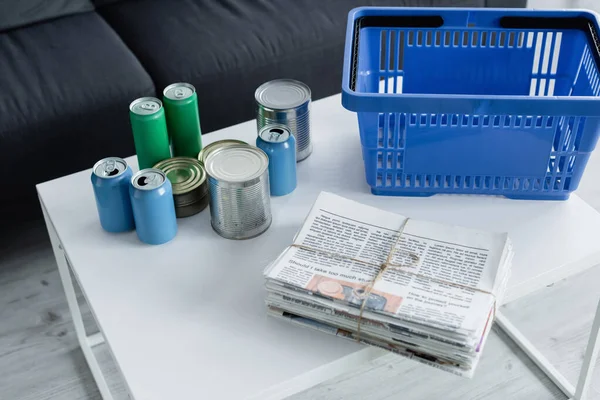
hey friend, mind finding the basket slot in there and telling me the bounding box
[357,24,600,97]
[526,31,563,97]
[500,15,600,68]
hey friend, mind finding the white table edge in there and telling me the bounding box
[36,168,600,400]
[39,192,136,400]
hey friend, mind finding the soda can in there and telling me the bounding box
[163,83,203,158]
[91,157,135,233]
[204,145,271,240]
[129,97,171,169]
[255,79,312,162]
[129,168,177,245]
[154,157,209,218]
[256,125,297,196]
[198,139,248,165]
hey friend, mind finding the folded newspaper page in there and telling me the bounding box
[264,192,512,377]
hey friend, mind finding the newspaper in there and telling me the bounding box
[264,192,512,377]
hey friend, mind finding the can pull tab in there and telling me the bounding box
[104,160,119,176]
[268,128,284,142]
[138,173,158,187]
[141,102,158,111]
[175,88,185,99]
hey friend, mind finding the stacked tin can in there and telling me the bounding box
[154,157,208,218]
[203,144,271,239]
[255,79,312,162]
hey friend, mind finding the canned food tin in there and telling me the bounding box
[256,125,297,196]
[163,83,203,158]
[154,157,208,218]
[129,168,178,245]
[198,139,248,165]
[91,157,135,233]
[255,79,312,162]
[204,145,271,239]
[129,97,171,169]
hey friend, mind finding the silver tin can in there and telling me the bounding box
[204,145,271,239]
[198,139,248,165]
[255,79,312,162]
[154,157,209,218]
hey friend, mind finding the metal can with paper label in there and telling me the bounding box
[204,145,271,239]
[256,124,296,196]
[129,168,177,245]
[91,157,135,233]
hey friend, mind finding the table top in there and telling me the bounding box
[37,94,600,400]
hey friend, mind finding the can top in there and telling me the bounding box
[131,168,166,190]
[163,82,196,101]
[198,139,248,164]
[255,79,311,111]
[259,125,291,143]
[154,157,206,195]
[204,145,268,183]
[93,157,128,178]
[129,97,163,115]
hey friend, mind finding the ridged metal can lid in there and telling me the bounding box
[131,168,166,190]
[204,145,268,183]
[259,125,291,143]
[255,79,311,111]
[93,157,128,178]
[198,139,249,165]
[154,157,206,195]
[129,97,162,115]
[163,82,195,101]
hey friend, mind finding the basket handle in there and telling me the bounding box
[350,15,443,91]
[350,14,600,92]
[500,16,600,75]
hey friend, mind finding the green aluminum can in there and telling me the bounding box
[163,83,203,158]
[129,97,171,169]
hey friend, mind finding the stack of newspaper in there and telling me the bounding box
[264,192,513,377]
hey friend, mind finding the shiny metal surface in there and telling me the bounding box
[256,79,312,162]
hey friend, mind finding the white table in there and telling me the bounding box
[37,94,600,400]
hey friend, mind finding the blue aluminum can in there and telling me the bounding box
[256,125,297,196]
[91,157,135,233]
[129,168,177,245]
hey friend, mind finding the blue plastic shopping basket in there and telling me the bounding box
[342,7,600,200]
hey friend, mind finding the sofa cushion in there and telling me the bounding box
[0,0,94,32]
[0,11,155,216]
[98,0,486,134]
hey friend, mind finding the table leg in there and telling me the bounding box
[496,311,575,398]
[573,299,600,400]
[41,201,114,400]
[497,301,600,400]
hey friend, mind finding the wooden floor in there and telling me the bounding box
[2,143,600,399]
